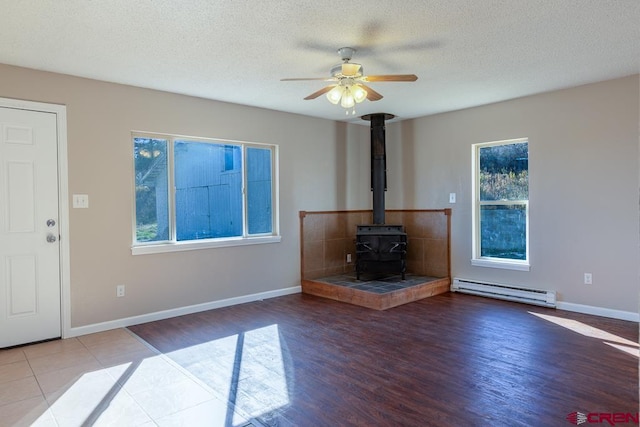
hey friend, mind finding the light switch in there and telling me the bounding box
[73,194,89,208]
[449,193,456,203]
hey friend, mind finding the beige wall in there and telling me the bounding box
[389,75,639,313]
[0,64,372,327]
[1,63,637,326]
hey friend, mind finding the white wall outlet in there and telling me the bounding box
[449,193,456,203]
[116,284,125,297]
[584,273,592,285]
[346,253,352,263]
[72,194,89,208]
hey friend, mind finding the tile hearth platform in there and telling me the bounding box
[301,274,450,310]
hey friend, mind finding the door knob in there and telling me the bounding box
[46,219,56,227]
[46,233,57,243]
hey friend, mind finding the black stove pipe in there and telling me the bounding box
[362,113,395,225]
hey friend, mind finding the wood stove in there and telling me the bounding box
[356,224,407,280]
[356,113,408,280]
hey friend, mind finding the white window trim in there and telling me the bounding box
[471,137,530,271]
[471,258,530,271]
[132,235,282,255]
[131,132,280,255]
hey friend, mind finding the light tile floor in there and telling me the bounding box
[0,329,252,427]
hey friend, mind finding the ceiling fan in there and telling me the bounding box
[281,47,418,114]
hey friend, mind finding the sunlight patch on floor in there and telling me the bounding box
[165,323,290,425]
[237,324,290,422]
[529,311,639,358]
[603,341,640,358]
[34,353,232,426]
[43,367,150,425]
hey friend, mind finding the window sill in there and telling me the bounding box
[132,235,282,255]
[471,258,530,271]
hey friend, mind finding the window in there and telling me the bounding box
[132,133,279,254]
[472,138,529,270]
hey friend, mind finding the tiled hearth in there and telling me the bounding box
[299,209,452,310]
[302,274,450,310]
[317,274,439,293]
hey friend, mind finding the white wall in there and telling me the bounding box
[391,75,639,313]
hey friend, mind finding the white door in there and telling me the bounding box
[0,106,61,348]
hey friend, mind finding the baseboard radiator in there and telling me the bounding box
[451,278,556,308]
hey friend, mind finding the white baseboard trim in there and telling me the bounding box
[65,285,301,339]
[557,302,639,322]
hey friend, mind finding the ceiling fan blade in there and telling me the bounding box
[359,84,383,101]
[304,85,335,100]
[363,74,418,82]
[281,77,335,81]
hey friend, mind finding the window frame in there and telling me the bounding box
[471,137,530,271]
[131,131,280,255]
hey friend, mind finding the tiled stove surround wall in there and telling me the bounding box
[300,209,451,280]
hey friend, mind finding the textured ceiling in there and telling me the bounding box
[1,0,638,124]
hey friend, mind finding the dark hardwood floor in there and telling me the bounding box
[128,292,639,427]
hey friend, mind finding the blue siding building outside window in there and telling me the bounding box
[133,135,275,245]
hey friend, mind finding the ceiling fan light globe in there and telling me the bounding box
[341,89,355,108]
[326,86,344,104]
[352,85,368,103]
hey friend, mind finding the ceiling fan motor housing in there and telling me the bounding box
[337,47,356,61]
[331,63,363,78]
